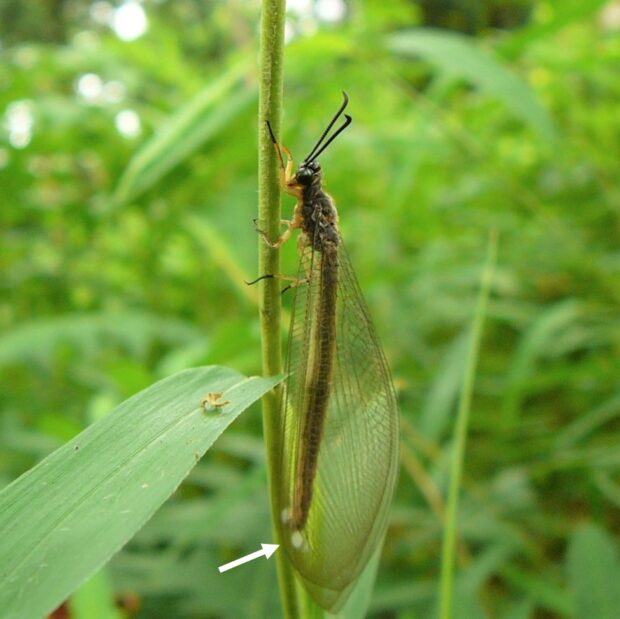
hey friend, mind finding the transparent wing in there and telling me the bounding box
[278,235,399,611]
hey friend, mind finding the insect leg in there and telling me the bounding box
[266,121,295,186]
[253,203,303,249]
[279,235,312,293]
[245,272,309,295]
[280,144,295,188]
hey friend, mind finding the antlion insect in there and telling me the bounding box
[250,93,399,611]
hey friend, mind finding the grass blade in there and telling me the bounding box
[567,523,620,619]
[114,61,254,204]
[388,28,557,142]
[501,300,580,430]
[438,232,497,619]
[0,311,200,367]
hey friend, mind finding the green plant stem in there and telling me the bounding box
[257,2,299,618]
[438,231,497,619]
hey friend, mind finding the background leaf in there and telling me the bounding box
[0,311,201,367]
[114,61,255,204]
[69,568,122,619]
[567,524,620,619]
[388,28,557,142]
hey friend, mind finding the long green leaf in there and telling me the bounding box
[567,523,620,619]
[499,0,610,58]
[329,544,383,619]
[419,331,469,441]
[388,28,557,142]
[114,61,255,204]
[0,311,200,367]
[501,300,580,429]
[438,232,497,619]
[554,392,620,449]
[501,564,573,616]
[69,568,121,619]
[0,366,280,619]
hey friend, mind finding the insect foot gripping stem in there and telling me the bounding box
[245,273,307,295]
[253,217,296,249]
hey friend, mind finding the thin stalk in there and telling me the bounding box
[257,1,299,617]
[438,231,498,619]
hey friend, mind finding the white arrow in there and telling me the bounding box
[218,543,279,573]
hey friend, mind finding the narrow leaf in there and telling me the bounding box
[115,61,255,203]
[439,232,497,619]
[567,524,620,619]
[499,0,610,58]
[419,331,469,441]
[329,544,383,619]
[0,311,200,367]
[69,568,122,619]
[501,300,580,429]
[0,366,280,619]
[388,28,557,142]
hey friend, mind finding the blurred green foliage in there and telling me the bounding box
[2,0,620,617]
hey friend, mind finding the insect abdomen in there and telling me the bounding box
[292,238,339,530]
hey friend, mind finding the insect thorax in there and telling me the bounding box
[300,189,341,252]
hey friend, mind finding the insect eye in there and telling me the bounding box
[296,169,314,185]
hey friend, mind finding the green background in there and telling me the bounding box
[2,0,619,617]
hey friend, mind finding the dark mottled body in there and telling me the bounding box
[292,182,340,529]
